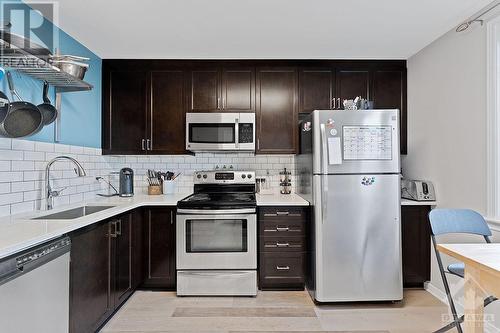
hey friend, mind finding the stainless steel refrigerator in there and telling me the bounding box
[297,110,402,302]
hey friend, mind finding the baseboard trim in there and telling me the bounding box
[424,282,500,333]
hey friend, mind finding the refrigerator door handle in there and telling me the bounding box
[321,176,328,224]
[320,124,328,173]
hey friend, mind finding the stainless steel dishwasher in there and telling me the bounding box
[0,236,71,333]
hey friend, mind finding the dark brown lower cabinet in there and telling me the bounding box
[69,221,112,333]
[142,207,176,289]
[258,206,308,290]
[401,205,432,288]
[69,211,137,333]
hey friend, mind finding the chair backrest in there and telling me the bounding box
[429,209,492,237]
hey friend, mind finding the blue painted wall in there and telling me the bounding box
[0,1,102,148]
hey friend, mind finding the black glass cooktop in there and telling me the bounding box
[177,192,256,209]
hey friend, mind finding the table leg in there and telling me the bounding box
[464,265,484,333]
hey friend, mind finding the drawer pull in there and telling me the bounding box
[276,266,290,270]
[276,227,289,232]
[276,242,290,247]
[264,213,302,217]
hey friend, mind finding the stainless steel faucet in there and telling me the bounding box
[45,156,87,210]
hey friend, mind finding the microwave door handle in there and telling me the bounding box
[235,118,239,148]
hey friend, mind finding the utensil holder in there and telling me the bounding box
[163,181,176,194]
[148,185,162,195]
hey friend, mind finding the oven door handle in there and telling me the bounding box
[177,208,256,215]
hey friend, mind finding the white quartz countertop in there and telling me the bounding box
[0,192,435,260]
[256,192,310,206]
[401,198,437,206]
[0,193,190,260]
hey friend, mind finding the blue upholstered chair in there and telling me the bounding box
[429,209,497,333]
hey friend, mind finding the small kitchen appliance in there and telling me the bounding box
[119,168,134,197]
[176,170,257,296]
[186,112,255,152]
[401,179,436,201]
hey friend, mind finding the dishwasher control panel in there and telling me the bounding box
[16,237,71,267]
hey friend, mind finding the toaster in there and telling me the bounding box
[401,179,436,201]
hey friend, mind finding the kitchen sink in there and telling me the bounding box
[32,205,116,220]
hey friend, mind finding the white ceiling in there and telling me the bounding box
[47,0,493,59]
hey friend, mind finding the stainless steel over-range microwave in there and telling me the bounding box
[185,113,255,152]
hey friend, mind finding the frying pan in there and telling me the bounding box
[0,68,9,123]
[37,81,57,125]
[0,72,43,138]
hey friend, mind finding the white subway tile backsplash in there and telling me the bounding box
[0,171,23,183]
[0,192,23,205]
[34,142,54,152]
[12,140,35,151]
[0,138,296,218]
[0,150,23,160]
[11,161,35,171]
[24,151,45,161]
[0,161,10,171]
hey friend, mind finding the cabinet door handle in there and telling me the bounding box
[276,266,290,271]
[276,242,290,247]
[337,97,341,109]
[170,210,173,225]
[116,219,122,236]
[217,97,221,109]
[332,97,336,109]
[110,221,117,238]
[276,211,289,216]
[146,139,151,150]
[276,227,289,232]
[257,139,260,150]
[141,139,145,151]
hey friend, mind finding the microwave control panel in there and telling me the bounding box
[238,123,253,143]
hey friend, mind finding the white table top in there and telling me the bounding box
[437,243,500,276]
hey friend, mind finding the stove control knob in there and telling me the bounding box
[247,174,252,179]
[242,174,246,179]
[197,174,202,179]
[203,174,207,179]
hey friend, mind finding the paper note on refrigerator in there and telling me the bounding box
[328,137,342,165]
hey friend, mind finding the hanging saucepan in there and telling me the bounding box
[37,81,57,125]
[0,72,43,138]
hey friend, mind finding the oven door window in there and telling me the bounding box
[186,219,247,253]
[189,124,235,143]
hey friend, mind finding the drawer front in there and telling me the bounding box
[260,236,305,253]
[259,207,306,220]
[260,253,304,278]
[260,219,305,236]
[259,253,305,289]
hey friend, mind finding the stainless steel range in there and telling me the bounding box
[176,170,257,296]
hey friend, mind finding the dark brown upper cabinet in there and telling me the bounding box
[189,67,255,112]
[189,69,220,112]
[150,70,187,154]
[335,69,370,105]
[256,67,298,154]
[299,69,334,113]
[371,69,407,154]
[222,68,255,112]
[102,70,148,154]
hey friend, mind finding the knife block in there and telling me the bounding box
[148,185,162,195]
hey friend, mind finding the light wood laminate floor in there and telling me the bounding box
[100,290,448,333]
